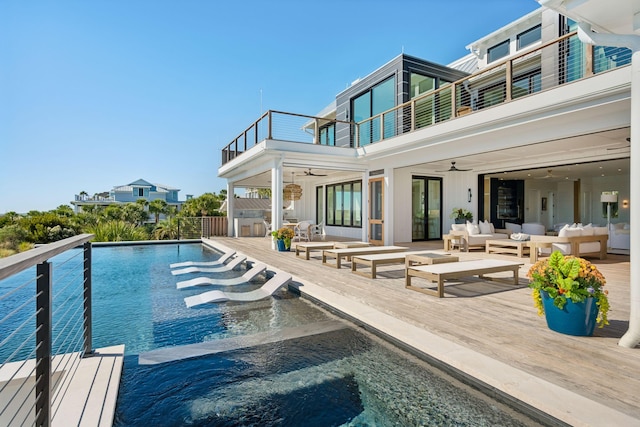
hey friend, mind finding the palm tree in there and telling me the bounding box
[148,199,168,225]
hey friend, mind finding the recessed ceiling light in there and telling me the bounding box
[601,173,605,176]
[618,168,622,172]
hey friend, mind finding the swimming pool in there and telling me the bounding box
[2,243,541,425]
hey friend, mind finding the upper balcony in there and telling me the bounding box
[220,32,631,166]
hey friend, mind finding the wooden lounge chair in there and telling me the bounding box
[176,263,266,289]
[405,259,523,298]
[171,255,246,275]
[184,271,292,307]
[294,241,370,260]
[351,251,457,279]
[321,246,408,269]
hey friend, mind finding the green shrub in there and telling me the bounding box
[88,220,149,242]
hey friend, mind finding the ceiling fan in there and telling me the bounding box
[298,168,327,177]
[534,169,556,179]
[436,161,471,172]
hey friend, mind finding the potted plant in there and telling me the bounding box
[527,251,610,336]
[271,227,294,251]
[450,208,473,224]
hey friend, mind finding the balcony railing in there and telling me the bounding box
[0,234,94,426]
[220,31,631,164]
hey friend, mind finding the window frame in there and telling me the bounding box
[325,180,362,227]
[517,24,541,50]
[488,39,510,63]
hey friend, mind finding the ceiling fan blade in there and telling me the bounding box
[436,161,471,172]
[298,169,328,177]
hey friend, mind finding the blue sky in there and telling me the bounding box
[0,0,540,213]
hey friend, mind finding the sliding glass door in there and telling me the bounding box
[412,176,442,241]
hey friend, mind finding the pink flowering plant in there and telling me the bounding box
[527,251,609,327]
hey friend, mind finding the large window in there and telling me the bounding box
[517,25,541,50]
[488,39,510,63]
[326,180,362,227]
[410,73,434,99]
[319,123,335,146]
[513,70,541,99]
[352,77,396,146]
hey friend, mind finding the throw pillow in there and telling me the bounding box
[451,224,466,232]
[466,221,480,235]
[478,220,492,234]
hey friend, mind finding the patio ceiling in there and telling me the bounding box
[539,0,640,35]
[229,127,630,189]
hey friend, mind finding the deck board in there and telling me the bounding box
[206,236,639,423]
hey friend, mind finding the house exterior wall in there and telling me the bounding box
[334,54,468,148]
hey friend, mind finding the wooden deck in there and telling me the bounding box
[204,236,639,423]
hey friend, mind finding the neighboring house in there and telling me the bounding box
[71,179,185,221]
[220,5,632,243]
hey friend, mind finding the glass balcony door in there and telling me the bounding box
[412,176,442,241]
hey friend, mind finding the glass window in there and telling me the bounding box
[488,39,510,63]
[517,25,541,50]
[513,70,541,99]
[410,73,435,99]
[319,123,335,146]
[594,46,632,73]
[325,180,362,227]
[352,76,395,146]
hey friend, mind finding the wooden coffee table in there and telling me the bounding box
[485,239,530,257]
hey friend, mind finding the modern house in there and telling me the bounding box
[71,178,186,220]
[217,1,638,347]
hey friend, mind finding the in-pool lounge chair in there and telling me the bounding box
[184,271,292,307]
[176,262,266,289]
[171,255,246,275]
[169,250,236,269]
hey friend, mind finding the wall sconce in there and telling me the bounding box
[467,188,472,203]
[623,199,629,208]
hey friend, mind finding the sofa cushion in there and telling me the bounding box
[522,223,545,235]
[451,224,466,232]
[593,226,608,235]
[466,221,480,235]
[478,220,492,234]
[505,222,522,233]
[559,227,581,238]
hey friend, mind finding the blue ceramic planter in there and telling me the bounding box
[276,239,289,252]
[541,291,598,336]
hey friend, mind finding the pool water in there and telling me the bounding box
[2,243,541,426]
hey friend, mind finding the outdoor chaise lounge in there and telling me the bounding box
[171,255,246,275]
[169,250,236,268]
[184,271,292,307]
[294,241,370,260]
[321,246,408,269]
[405,259,523,298]
[176,262,266,289]
[351,251,457,279]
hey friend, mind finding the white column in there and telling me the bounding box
[270,161,284,250]
[620,49,640,348]
[577,23,640,347]
[226,182,234,237]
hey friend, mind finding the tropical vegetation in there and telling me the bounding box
[0,192,227,257]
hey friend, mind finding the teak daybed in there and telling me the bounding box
[405,259,523,298]
[321,246,408,269]
[294,241,370,260]
[351,251,457,279]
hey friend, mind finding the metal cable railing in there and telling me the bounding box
[221,31,632,162]
[0,234,94,427]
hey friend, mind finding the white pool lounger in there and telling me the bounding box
[184,272,292,308]
[171,255,246,276]
[169,250,236,268]
[176,263,267,289]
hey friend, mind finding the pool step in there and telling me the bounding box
[138,319,347,365]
